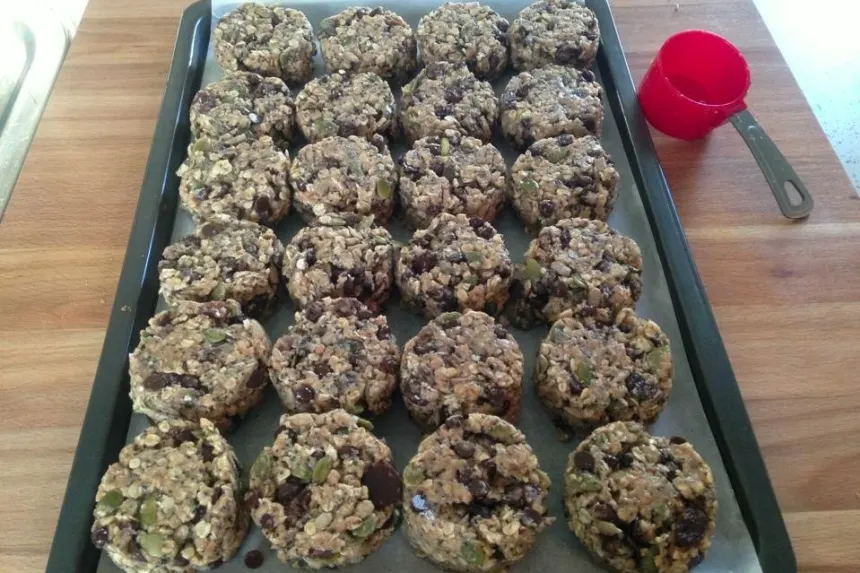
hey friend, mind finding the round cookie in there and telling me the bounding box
[129,300,271,429]
[399,131,507,229]
[535,308,672,432]
[564,422,717,573]
[290,135,396,225]
[91,419,247,572]
[417,2,509,81]
[295,71,397,143]
[400,311,523,431]
[271,297,400,416]
[283,216,395,310]
[158,220,284,318]
[509,0,600,71]
[214,4,317,85]
[246,410,402,568]
[189,71,296,146]
[318,7,417,83]
[396,213,513,318]
[511,135,619,230]
[401,61,499,143]
[508,218,642,328]
[177,135,290,226]
[500,65,604,150]
[402,413,554,573]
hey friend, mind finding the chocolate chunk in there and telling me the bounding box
[91,527,108,549]
[468,479,490,500]
[377,325,391,340]
[468,503,493,519]
[604,454,619,470]
[276,478,305,505]
[583,117,597,133]
[294,384,316,405]
[675,506,709,547]
[557,134,574,146]
[313,362,332,377]
[592,503,618,523]
[515,83,532,99]
[452,441,476,459]
[444,414,465,429]
[538,200,555,218]
[304,302,324,322]
[626,373,658,401]
[520,508,542,527]
[254,196,273,218]
[174,428,197,444]
[411,251,439,274]
[246,364,268,389]
[573,450,595,472]
[581,69,596,82]
[200,443,215,463]
[143,373,166,391]
[244,549,265,569]
[260,513,275,529]
[362,461,402,508]
[493,325,508,339]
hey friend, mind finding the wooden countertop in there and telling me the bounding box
[1,0,858,571]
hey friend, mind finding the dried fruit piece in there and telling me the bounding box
[376,179,393,199]
[350,515,376,538]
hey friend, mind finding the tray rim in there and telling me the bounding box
[46,1,795,571]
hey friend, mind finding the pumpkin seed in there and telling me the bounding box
[348,404,365,415]
[519,178,539,193]
[575,362,594,385]
[536,355,549,375]
[402,464,425,487]
[464,251,483,264]
[376,179,392,199]
[312,456,333,484]
[98,490,123,511]
[545,148,569,163]
[461,540,486,566]
[203,328,226,344]
[647,346,669,371]
[313,118,338,138]
[486,423,515,441]
[437,312,461,327]
[357,418,374,431]
[289,459,312,482]
[191,136,210,153]
[596,520,622,536]
[567,473,602,493]
[641,548,659,573]
[350,516,376,538]
[359,216,375,229]
[139,532,165,557]
[524,258,543,281]
[570,275,588,291]
[250,451,273,482]
[139,496,158,526]
[210,283,226,300]
[440,137,450,156]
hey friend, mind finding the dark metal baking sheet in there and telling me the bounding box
[46,1,795,572]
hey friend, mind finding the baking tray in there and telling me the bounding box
[46,1,796,572]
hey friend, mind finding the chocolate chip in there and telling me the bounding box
[254,196,273,218]
[573,450,595,472]
[244,549,264,569]
[604,454,619,470]
[377,325,391,340]
[200,443,215,462]
[445,87,464,103]
[436,288,459,312]
[557,134,574,146]
[283,488,312,525]
[469,479,490,500]
[592,502,617,523]
[626,373,658,401]
[555,43,582,64]
[583,116,598,133]
[568,375,584,395]
[444,414,464,429]
[173,555,190,567]
[538,201,555,218]
[452,441,476,459]
[362,462,402,508]
[669,436,688,445]
[313,362,332,377]
[515,83,531,98]
[247,365,268,389]
[434,104,455,119]
[520,508,542,527]
[486,386,507,411]
[411,251,438,274]
[338,445,360,459]
[619,452,634,469]
[143,373,166,391]
[294,384,316,405]
[479,459,497,480]
[174,429,197,444]
[411,494,429,513]
[260,513,275,529]
[91,527,108,549]
[276,478,305,505]
[493,325,508,339]
[177,374,201,390]
[468,503,493,519]
[675,506,709,547]
[581,69,596,82]
[191,504,207,524]
[504,484,525,507]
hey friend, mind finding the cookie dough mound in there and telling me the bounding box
[129,300,271,428]
[509,0,600,71]
[396,213,513,318]
[511,135,618,229]
[501,65,603,150]
[536,308,672,432]
[283,216,395,310]
[401,311,523,430]
[290,135,396,225]
[214,4,316,85]
[564,422,717,573]
[402,413,553,573]
[190,71,296,146]
[401,62,499,143]
[271,297,400,416]
[295,71,397,143]
[246,410,402,568]
[508,218,642,328]
[399,131,507,229]
[158,220,284,318]
[318,7,417,83]
[91,419,247,572]
[177,135,290,226]
[417,2,509,81]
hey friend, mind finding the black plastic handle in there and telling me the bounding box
[730,109,814,219]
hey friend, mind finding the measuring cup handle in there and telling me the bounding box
[729,110,813,219]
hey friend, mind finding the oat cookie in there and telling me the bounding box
[91,419,247,573]
[158,220,283,318]
[295,71,397,143]
[417,2,509,81]
[401,62,499,143]
[501,65,603,150]
[283,216,395,310]
[396,213,513,318]
[290,135,396,225]
[536,308,672,432]
[271,297,400,416]
[318,7,417,83]
[511,135,618,229]
[509,0,600,71]
[246,410,402,568]
[403,413,553,573]
[564,422,717,573]
[508,218,642,328]
[177,135,290,226]
[189,71,296,146]
[400,311,523,431]
[129,300,271,429]
[399,131,507,229]
[214,3,316,85]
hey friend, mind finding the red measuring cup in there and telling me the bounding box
[639,30,813,219]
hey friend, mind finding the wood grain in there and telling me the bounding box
[0,1,858,572]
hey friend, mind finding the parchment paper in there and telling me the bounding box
[98,1,763,571]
